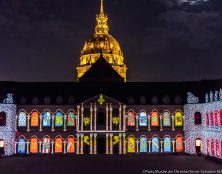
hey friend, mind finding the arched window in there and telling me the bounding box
[127,111,135,127]
[31,111,39,127]
[215,111,219,126]
[175,136,184,152]
[220,109,222,126]
[43,111,51,127]
[210,111,214,126]
[18,138,26,154]
[151,111,159,127]
[221,140,222,158]
[67,137,75,153]
[163,111,171,127]
[0,112,6,126]
[67,111,75,127]
[30,137,38,154]
[220,110,222,126]
[216,139,219,157]
[206,112,209,126]
[55,137,63,153]
[18,111,27,127]
[175,111,183,127]
[206,139,210,155]
[140,137,147,153]
[211,139,214,156]
[194,112,202,125]
[55,111,63,127]
[139,112,147,126]
[164,137,172,152]
[152,137,159,152]
[128,137,136,153]
[42,137,51,154]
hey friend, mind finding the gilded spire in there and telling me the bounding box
[95,0,109,34]
[100,0,104,14]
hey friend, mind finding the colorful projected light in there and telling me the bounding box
[55,111,63,127]
[139,112,147,126]
[18,111,27,127]
[31,111,39,127]
[175,111,183,127]
[43,111,51,127]
[127,111,135,126]
[140,137,147,152]
[67,137,75,153]
[152,137,159,152]
[18,138,26,154]
[30,137,38,154]
[67,111,75,126]
[151,111,159,127]
[164,137,171,152]
[128,137,136,153]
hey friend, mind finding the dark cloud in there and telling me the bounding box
[0,0,222,82]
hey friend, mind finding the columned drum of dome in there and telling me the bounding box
[76,0,127,82]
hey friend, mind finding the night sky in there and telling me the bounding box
[0,0,222,82]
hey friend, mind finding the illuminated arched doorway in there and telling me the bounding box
[195,138,202,154]
[0,139,5,155]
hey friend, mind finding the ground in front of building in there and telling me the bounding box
[0,154,221,174]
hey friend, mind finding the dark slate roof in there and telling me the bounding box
[0,79,222,105]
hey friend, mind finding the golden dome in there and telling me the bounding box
[81,34,122,57]
[77,0,127,81]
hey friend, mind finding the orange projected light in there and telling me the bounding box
[67,138,75,153]
[30,138,38,154]
[31,111,39,127]
[55,138,63,153]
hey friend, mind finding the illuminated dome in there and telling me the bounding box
[77,0,127,81]
[81,34,122,57]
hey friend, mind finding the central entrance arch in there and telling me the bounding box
[97,136,106,154]
[195,138,202,154]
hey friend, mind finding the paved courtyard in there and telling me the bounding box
[0,154,221,174]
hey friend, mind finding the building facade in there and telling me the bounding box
[0,0,221,160]
[1,94,184,155]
